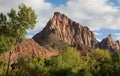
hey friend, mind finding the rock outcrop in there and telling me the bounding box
[33,12,98,48]
[99,34,120,52]
[33,12,120,52]
[14,39,58,57]
[3,39,58,63]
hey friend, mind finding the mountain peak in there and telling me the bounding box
[107,34,114,41]
[33,12,120,52]
[33,12,98,49]
[54,12,61,16]
[53,12,67,19]
[99,34,120,52]
[108,34,112,38]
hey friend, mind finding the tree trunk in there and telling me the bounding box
[6,51,12,76]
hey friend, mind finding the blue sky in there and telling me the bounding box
[0,0,120,41]
[45,0,120,7]
[44,0,120,41]
[108,0,120,7]
[45,0,68,6]
[45,0,120,41]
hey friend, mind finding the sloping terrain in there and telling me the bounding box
[3,39,58,63]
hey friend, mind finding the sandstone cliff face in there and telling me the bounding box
[99,34,120,52]
[14,39,58,57]
[3,39,58,63]
[33,12,98,48]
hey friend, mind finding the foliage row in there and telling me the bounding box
[0,47,120,76]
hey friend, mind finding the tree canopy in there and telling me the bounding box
[0,4,37,53]
[0,4,37,76]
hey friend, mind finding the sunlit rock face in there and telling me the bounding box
[33,12,98,48]
[99,34,120,52]
[3,39,58,63]
[33,12,120,52]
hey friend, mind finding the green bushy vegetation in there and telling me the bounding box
[1,3,120,76]
[0,47,120,76]
[40,38,69,51]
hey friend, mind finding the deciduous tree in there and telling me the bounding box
[0,4,37,76]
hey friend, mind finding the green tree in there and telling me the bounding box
[90,48,111,63]
[111,52,120,76]
[89,48,113,76]
[0,4,37,76]
[11,56,49,76]
[112,52,120,62]
[50,47,84,76]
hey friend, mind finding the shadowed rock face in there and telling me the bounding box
[14,39,58,57]
[99,34,120,52]
[33,12,98,48]
[3,39,58,63]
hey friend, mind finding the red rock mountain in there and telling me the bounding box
[33,12,120,52]
[99,34,120,52]
[33,12,98,48]
[3,12,120,63]
[3,39,58,63]
[14,39,58,57]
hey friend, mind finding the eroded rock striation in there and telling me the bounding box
[3,39,58,63]
[33,12,120,52]
[99,34,120,52]
[33,12,98,48]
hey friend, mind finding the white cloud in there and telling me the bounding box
[0,0,53,31]
[57,0,120,31]
[1,0,120,38]
[94,32,102,36]
[114,33,120,40]
[25,34,33,38]
[94,32,102,41]
[97,38,102,42]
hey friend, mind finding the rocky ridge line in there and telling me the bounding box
[33,12,98,48]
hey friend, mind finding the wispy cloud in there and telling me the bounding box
[94,32,102,36]
[114,33,120,40]
[0,0,53,32]
[97,38,102,42]
[0,0,120,38]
